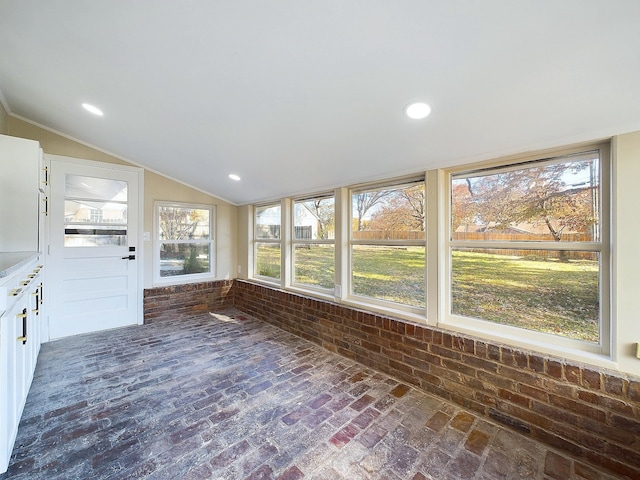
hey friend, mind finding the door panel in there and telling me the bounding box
[48,158,141,339]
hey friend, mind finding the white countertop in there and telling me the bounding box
[0,252,40,278]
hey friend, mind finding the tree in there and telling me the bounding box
[452,158,599,256]
[305,198,335,240]
[354,190,393,231]
[451,182,474,232]
[367,185,425,235]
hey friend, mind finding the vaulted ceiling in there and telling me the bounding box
[1,1,639,205]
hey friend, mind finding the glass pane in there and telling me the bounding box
[294,197,335,240]
[352,245,425,308]
[65,175,128,202]
[293,244,334,289]
[452,152,600,242]
[160,243,210,277]
[256,205,281,240]
[255,243,281,279]
[159,206,210,240]
[64,175,128,247]
[352,182,425,240]
[451,248,600,343]
[65,200,127,225]
[64,225,127,247]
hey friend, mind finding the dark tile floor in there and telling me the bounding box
[1,310,619,480]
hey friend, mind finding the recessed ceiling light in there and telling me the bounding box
[228,174,241,181]
[404,102,431,120]
[82,103,103,116]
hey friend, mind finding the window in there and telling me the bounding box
[350,178,426,311]
[293,194,335,291]
[447,146,609,351]
[155,202,215,283]
[246,142,612,361]
[64,175,128,247]
[254,203,281,280]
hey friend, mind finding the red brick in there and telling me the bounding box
[604,374,627,397]
[581,368,602,390]
[498,389,531,408]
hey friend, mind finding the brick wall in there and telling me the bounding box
[233,280,640,479]
[143,280,234,323]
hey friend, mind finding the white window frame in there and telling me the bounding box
[347,176,427,317]
[153,201,216,285]
[290,193,336,295]
[440,143,611,358]
[253,202,283,285]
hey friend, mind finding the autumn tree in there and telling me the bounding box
[353,190,393,231]
[452,156,599,255]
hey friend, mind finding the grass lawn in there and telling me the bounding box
[257,245,600,342]
[451,250,599,342]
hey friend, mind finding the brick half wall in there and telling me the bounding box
[144,280,234,323]
[233,280,640,479]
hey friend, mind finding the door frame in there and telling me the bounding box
[44,155,145,341]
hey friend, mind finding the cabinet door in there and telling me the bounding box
[0,301,25,473]
[0,134,41,252]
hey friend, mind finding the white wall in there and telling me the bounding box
[613,130,640,375]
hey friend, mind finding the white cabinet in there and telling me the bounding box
[0,133,46,474]
[0,257,43,473]
[0,134,42,252]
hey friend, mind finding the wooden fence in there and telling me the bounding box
[352,230,596,260]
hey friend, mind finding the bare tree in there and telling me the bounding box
[354,190,393,231]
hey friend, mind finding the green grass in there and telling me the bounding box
[352,245,425,307]
[255,245,600,342]
[452,250,599,342]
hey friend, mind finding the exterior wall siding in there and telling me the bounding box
[144,279,640,479]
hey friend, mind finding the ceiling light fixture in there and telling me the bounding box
[228,174,241,181]
[404,102,431,120]
[82,103,103,116]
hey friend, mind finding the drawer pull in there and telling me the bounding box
[20,280,30,286]
[9,288,21,296]
[18,308,27,344]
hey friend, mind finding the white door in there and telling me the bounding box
[48,157,143,339]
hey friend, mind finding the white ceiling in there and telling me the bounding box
[1,1,639,205]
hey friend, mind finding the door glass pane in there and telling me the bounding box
[64,175,128,247]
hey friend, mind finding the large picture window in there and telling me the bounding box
[350,178,426,311]
[448,146,609,350]
[292,194,335,291]
[154,202,215,283]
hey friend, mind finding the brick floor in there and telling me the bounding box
[0,310,621,480]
